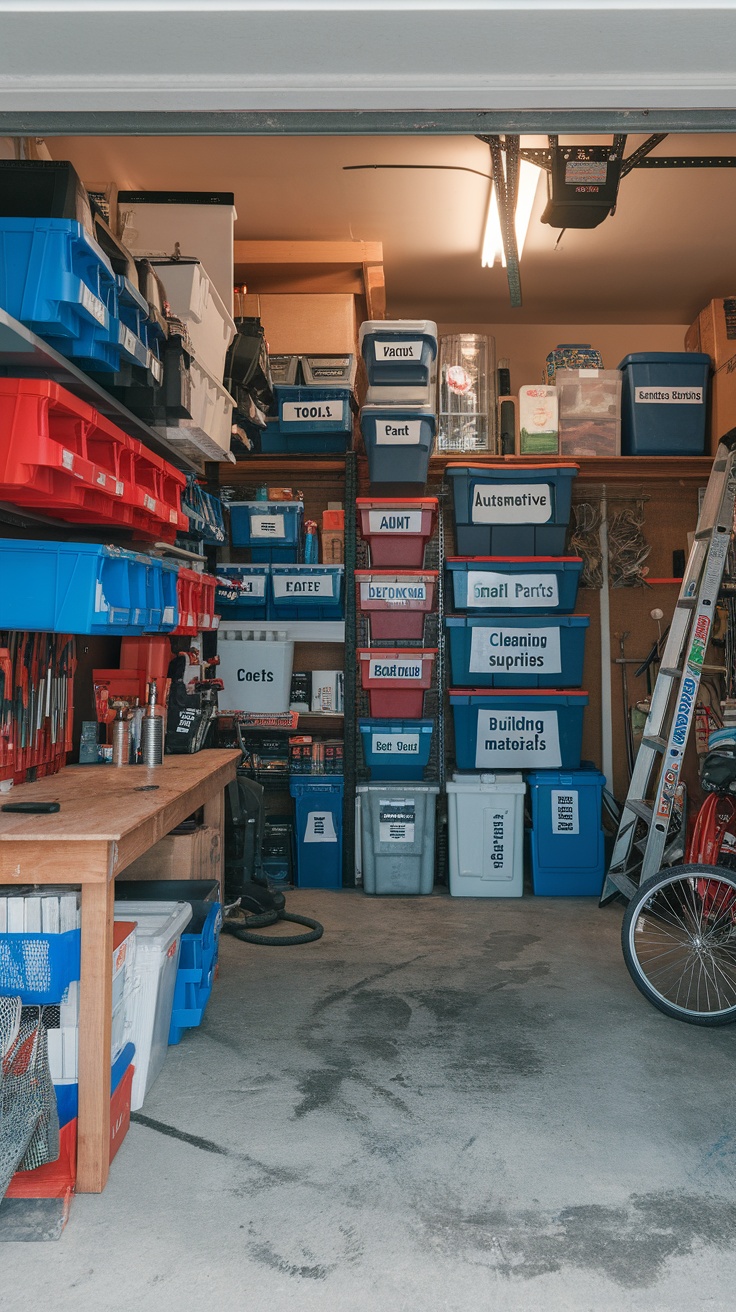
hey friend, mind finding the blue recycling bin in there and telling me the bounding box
[619,353,710,456]
[290,776,344,888]
[527,763,606,896]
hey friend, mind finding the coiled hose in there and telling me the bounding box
[222,890,324,946]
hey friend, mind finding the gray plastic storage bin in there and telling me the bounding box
[357,783,439,895]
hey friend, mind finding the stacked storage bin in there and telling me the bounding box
[444,461,598,896]
[263,354,356,456]
[356,491,440,895]
[359,321,438,486]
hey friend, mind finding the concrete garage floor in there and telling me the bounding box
[4,890,736,1311]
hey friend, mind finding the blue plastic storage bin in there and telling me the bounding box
[169,901,222,1044]
[446,463,578,556]
[359,719,433,780]
[269,565,344,620]
[260,420,351,456]
[0,539,168,634]
[361,406,436,484]
[115,275,150,369]
[619,353,710,456]
[276,385,352,433]
[55,1041,135,1129]
[151,558,180,633]
[229,500,304,563]
[446,614,589,688]
[0,928,80,1005]
[527,763,606,896]
[215,564,270,619]
[446,557,583,615]
[449,688,589,771]
[290,776,344,888]
[360,320,437,388]
[0,218,118,370]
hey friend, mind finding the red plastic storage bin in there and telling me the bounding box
[356,570,438,642]
[173,569,218,634]
[359,647,436,717]
[357,497,438,567]
[0,378,187,541]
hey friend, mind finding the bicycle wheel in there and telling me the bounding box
[621,863,736,1026]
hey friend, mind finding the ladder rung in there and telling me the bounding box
[642,734,667,753]
[627,800,654,823]
[660,667,683,679]
[677,597,697,610]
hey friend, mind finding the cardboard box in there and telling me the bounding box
[686,298,736,371]
[241,293,358,354]
[321,529,345,563]
[711,352,736,452]
[122,825,222,883]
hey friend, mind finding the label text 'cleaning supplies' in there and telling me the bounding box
[368,659,423,680]
[467,571,559,609]
[474,710,562,768]
[469,625,561,673]
[471,483,552,524]
[634,387,703,405]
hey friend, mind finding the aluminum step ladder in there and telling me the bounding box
[600,434,736,905]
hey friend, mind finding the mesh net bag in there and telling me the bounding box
[0,998,59,1197]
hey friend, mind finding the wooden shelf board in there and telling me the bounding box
[427,454,713,482]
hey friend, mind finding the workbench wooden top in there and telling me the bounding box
[0,751,241,844]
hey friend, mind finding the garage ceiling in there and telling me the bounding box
[53,132,736,324]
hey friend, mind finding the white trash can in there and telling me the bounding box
[446,772,526,897]
[218,631,295,713]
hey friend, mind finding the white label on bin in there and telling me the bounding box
[94,581,108,614]
[80,283,106,326]
[282,400,345,424]
[372,733,420,756]
[144,495,157,513]
[361,581,427,605]
[222,574,267,599]
[551,789,579,835]
[474,710,562,768]
[368,658,424,681]
[367,510,423,535]
[62,449,75,471]
[149,353,164,384]
[465,571,559,609]
[304,811,337,843]
[374,341,423,361]
[379,800,415,842]
[634,387,703,404]
[121,326,138,357]
[375,419,423,446]
[469,625,561,675]
[250,514,286,540]
[273,574,335,599]
[471,483,552,524]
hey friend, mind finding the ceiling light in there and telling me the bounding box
[481,160,542,268]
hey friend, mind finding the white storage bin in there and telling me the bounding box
[446,772,526,898]
[218,631,295,713]
[47,920,137,1082]
[118,194,236,320]
[114,901,192,1111]
[159,261,236,379]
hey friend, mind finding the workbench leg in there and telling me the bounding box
[203,787,225,904]
[76,877,114,1193]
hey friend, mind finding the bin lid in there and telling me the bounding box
[445,462,579,473]
[360,404,435,418]
[113,901,192,956]
[226,500,304,511]
[359,648,437,658]
[360,319,437,343]
[355,570,438,580]
[358,718,434,732]
[526,762,605,785]
[271,564,344,574]
[447,771,525,791]
[619,352,711,368]
[445,556,583,565]
[445,613,589,626]
[449,687,589,698]
[357,497,438,510]
[357,783,440,794]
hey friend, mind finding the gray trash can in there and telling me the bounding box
[357,783,439,895]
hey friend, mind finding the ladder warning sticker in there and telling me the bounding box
[551,790,579,835]
[379,800,415,843]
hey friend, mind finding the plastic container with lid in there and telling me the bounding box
[446,772,526,898]
[113,901,192,1111]
[360,405,436,485]
[153,259,236,379]
[359,647,436,718]
[357,783,439,895]
[356,569,438,642]
[445,613,589,688]
[228,499,303,562]
[446,462,578,556]
[619,352,710,456]
[359,718,434,780]
[360,319,438,392]
[438,333,496,453]
[557,368,622,457]
[290,776,344,889]
[269,564,344,620]
[357,497,438,567]
[446,557,583,615]
[527,763,606,896]
[449,688,589,771]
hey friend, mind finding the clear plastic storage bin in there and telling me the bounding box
[437,333,496,452]
[557,368,622,457]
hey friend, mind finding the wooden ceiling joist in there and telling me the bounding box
[233,239,386,320]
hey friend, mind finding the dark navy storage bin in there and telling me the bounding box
[361,406,436,484]
[290,776,344,889]
[260,420,351,456]
[0,218,118,367]
[55,1041,135,1130]
[527,763,606,896]
[446,463,578,555]
[169,900,222,1044]
[0,539,160,634]
[262,385,354,455]
[619,353,710,456]
[269,565,344,620]
[0,928,80,1005]
[359,719,433,780]
[229,500,304,563]
[360,320,437,388]
[446,613,589,688]
[446,557,583,615]
[215,565,270,619]
[449,688,588,771]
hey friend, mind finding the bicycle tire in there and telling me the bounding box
[622,863,736,1026]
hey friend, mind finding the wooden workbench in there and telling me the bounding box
[0,749,240,1194]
